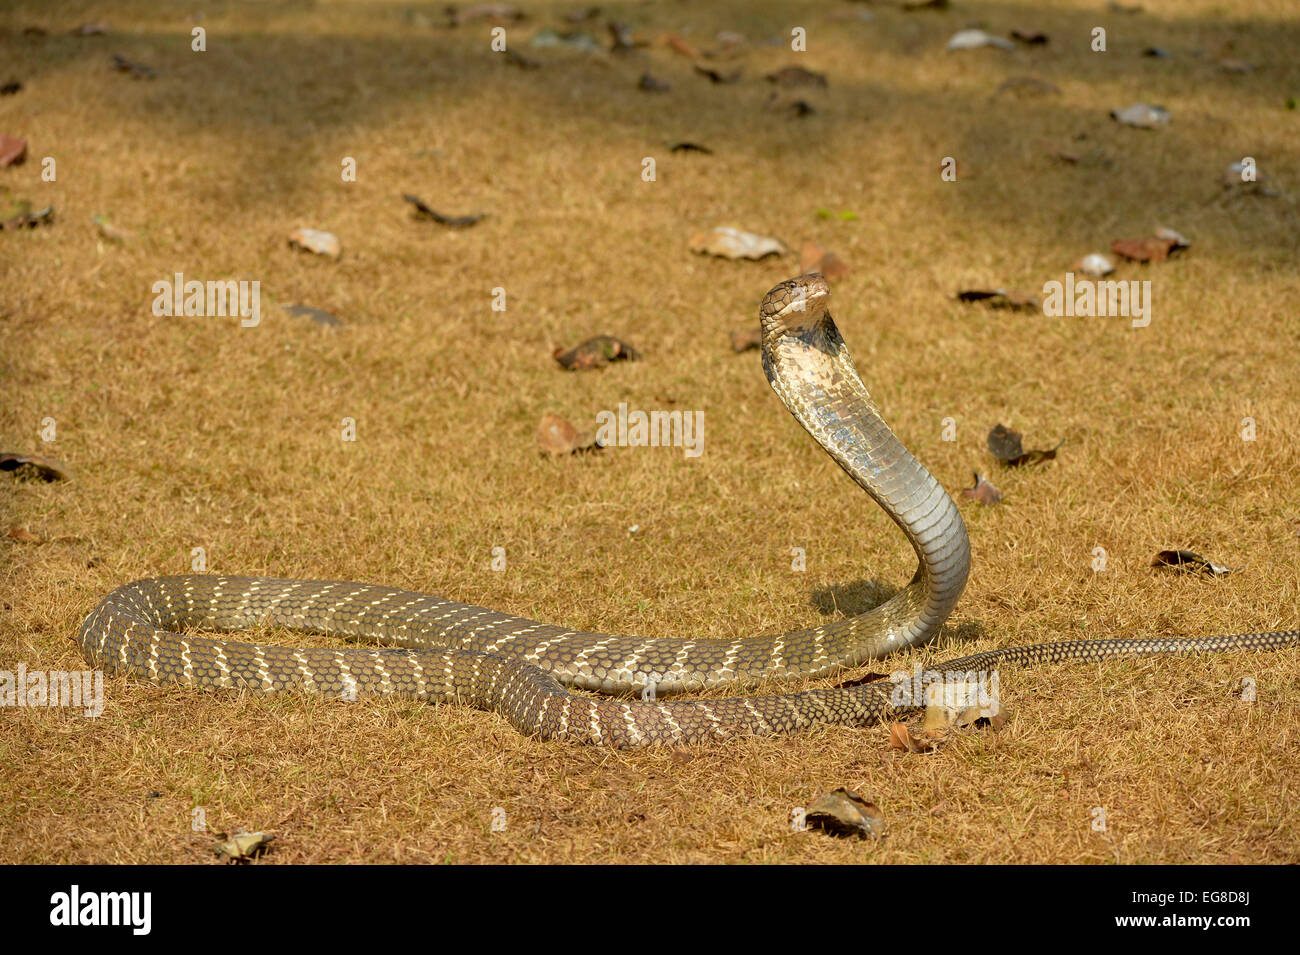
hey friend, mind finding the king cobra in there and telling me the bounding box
[78,274,1298,747]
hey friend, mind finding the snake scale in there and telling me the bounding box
[78,274,1298,747]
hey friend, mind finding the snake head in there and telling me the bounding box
[760,273,832,340]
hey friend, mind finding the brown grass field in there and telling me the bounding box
[1,0,1298,864]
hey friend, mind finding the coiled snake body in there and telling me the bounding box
[79,275,1298,746]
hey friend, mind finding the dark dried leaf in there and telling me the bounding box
[638,73,670,92]
[0,81,21,96]
[805,788,885,839]
[0,453,71,481]
[1153,550,1234,577]
[669,141,712,154]
[694,63,740,84]
[987,424,1062,467]
[1010,29,1049,45]
[403,194,486,227]
[554,335,641,370]
[955,288,1039,311]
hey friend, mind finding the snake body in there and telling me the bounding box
[78,275,1298,746]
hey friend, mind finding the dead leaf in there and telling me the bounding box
[1153,226,1190,249]
[283,304,342,327]
[947,29,1015,52]
[987,424,1062,467]
[402,194,486,227]
[765,66,827,88]
[729,328,761,352]
[1010,29,1049,45]
[1222,162,1278,195]
[923,678,1001,731]
[669,142,712,155]
[1110,236,1178,263]
[0,200,53,230]
[889,722,936,753]
[0,81,21,96]
[6,526,41,543]
[287,228,341,259]
[0,453,71,481]
[92,214,132,242]
[1153,550,1234,577]
[1110,103,1170,128]
[111,53,157,79]
[694,63,740,84]
[960,472,1002,505]
[0,135,27,167]
[689,226,787,261]
[765,93,816,116]
[1077,253,1115,277]
[638,73,670,93]
[537,414,600,455]
[213,830,274,863]
[955,288,1039,311]
[663,34,699,58]
[553,335,642,370]
[903,0,949,10]
[805,788,885,839]
[799,241,849,281]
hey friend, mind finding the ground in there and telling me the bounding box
[1,0,1297,864]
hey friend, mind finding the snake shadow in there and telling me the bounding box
[810,578,988,652]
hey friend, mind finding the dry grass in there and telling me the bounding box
[2,0,1298,864]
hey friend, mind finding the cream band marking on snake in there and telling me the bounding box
[78,274,1298,747]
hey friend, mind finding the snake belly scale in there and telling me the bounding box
[78,274,1298,747]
